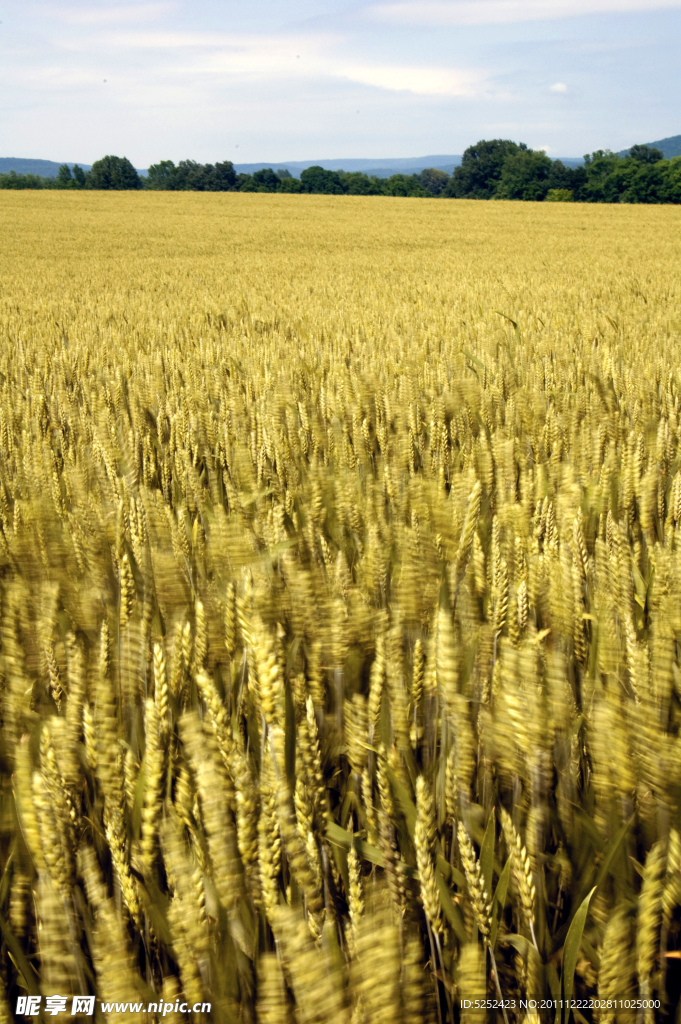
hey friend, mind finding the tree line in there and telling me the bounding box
[2,141,680,202]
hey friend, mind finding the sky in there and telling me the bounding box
[1,0,680,166]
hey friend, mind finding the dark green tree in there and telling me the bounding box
[89,155,141,190]
[300,166,343,194]
[204,161,237,191]
[662,158,681,202]
[278,176,304,193]
[627,144,664,164]
[419,168,449,195]
[581,151,622,202]
[546,160,586,199]
[54,163,87,189]
[146,160,178,189]
[620,161,669,202]
[238,176,267,192]
[382,174,430,197]
[0,171,44,189]
[148,159,236,191]
[338,171,383,195]
[174,161,208,190]
[444,140,524,198]
[495,149,552,200]
[598,159,676,204]
[251,168,280,192]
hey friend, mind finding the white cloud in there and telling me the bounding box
[55,29,334,56]
[339,65,483,95]
[59,30,259,49]
[550,82,568,92]
[56,4,176,25]
[4,0,679,164]
[51,29,485,96]
[367,0,681,26]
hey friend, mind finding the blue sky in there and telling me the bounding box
[1,0,680,165]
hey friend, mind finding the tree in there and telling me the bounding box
[55,162,87,189]
[616,160,671,203]
[174,161,208,190]
[338,172,383,196]
[55,163,87,189]
[419,168,449,195]
[541,159,588,200]
[204,161,237,191]
[546,160,575,191]
[300,166,343,194]
[89,155,141,190]
[238,176,269,193]
[545,189,574,202]
[146,160,177,190]
[0,171,44,190]
[495,149,552,200]
[627,144,664,164]
[278,176,304,193]
[251,168,280,192]
[382,174,431,197]
[583,150,619,171]
[147,160,236,191]
[661,157,681,203]
[582,151,624,202]
[444,140,524,198]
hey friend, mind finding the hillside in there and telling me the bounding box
[237,155,584,177]
[0,155,464,181]
[234,155,463,177]
[0,157,148,178]
[618,134,681,159]
[2,153,583,184]
[0,158,91,178]
[2,152,590,183]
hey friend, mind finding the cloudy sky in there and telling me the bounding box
[1,0,679,165]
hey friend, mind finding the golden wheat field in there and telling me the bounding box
[1,191,681,1023]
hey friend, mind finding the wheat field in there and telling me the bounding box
[1,192,681,1022]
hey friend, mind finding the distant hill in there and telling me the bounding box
[234,156,463,178]
[618,134,681,159]
[235,154,584,177]
[1,151,588,183]
[0,158,148,177]
[0,158,91,177]
[1,155,464,181]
